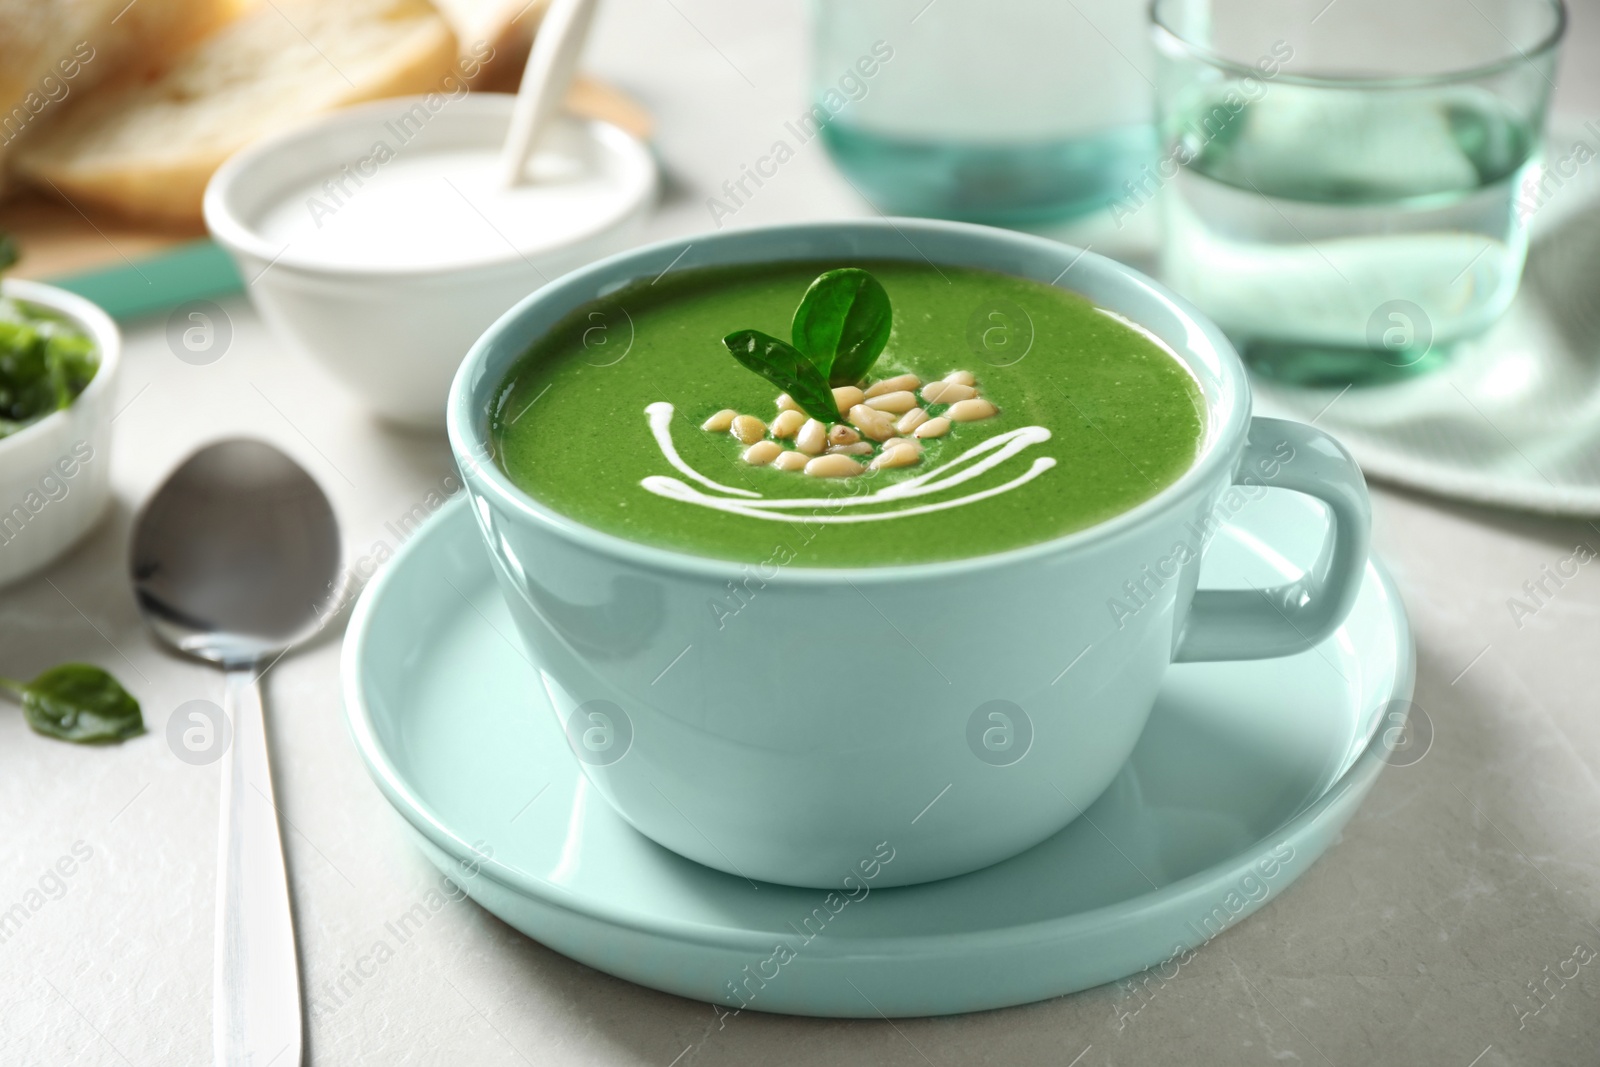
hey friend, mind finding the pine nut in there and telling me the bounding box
[871,445,920,470]
[771,409,806,438]
[947,398,998,422]
[883,437,923,453]
[864,373,921,398]
[896,407,929,434]
[944,370,977,386]
[805,454,865,478]
[827,442,873,455]
[731,414,767,444]
[743,440,782,465]
[776,393,800,412]
[773,450,810,471]
[913,416,951,438]
[847,404,896,441]
[833,385,865,415]
[828,424,860,445]
[701,409,737,432]
[922,381,977,404]
[865,390,917,413]
[796,418,828,455]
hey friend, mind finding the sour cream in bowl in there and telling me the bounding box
[205,92,656,428]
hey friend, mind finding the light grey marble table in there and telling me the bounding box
[3,2,1599,1064]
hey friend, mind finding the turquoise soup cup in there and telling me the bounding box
[447,219,1371,889]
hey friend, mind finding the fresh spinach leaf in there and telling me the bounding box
[0,231,100,440]
[0,664,144,744]
[721,329,840,424]
[791,268,892,386]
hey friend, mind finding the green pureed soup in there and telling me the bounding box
[491,261,1205,567]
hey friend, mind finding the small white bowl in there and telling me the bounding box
[0,279,120,588]
[204,93,657,428]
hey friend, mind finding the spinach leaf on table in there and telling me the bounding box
[0,664,145,744]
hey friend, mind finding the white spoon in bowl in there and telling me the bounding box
[499,0,602,187]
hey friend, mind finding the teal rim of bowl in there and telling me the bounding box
[445,217,1254,586]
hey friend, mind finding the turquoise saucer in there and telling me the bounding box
[341,492,1413,1017]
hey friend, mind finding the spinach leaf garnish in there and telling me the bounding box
[720,267,893,421]
[721,329,838,423]
[791,268,892,386]
[0,664,145,744]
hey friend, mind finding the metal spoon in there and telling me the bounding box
[131,439,341,1067]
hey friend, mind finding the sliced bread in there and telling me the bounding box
[0,0,236,185]
[13,0,459,226]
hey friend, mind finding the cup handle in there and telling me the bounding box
[1174,417,1371,663]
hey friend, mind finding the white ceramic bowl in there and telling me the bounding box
[0,279,120,588]
[204,93,657,428]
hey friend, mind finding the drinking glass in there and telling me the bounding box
[811,0,1158,224]
[1150,0,1565,386]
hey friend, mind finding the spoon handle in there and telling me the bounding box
[498,0,602,186]
[214,668,302,1067]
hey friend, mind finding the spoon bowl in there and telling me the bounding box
[132,438,341,664]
